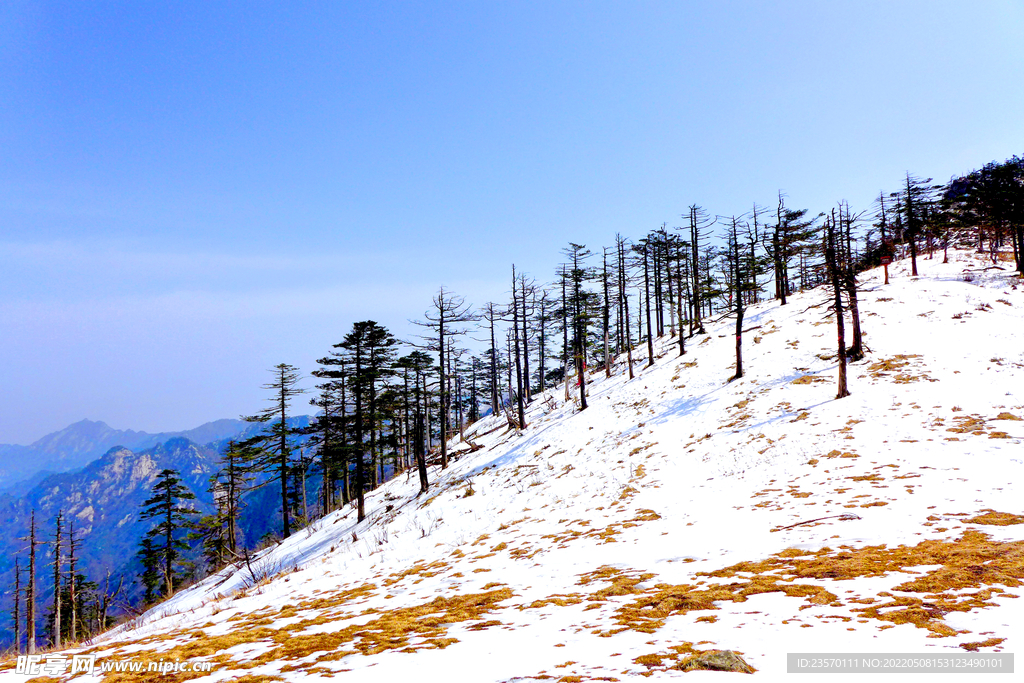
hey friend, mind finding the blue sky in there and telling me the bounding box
[1,1,1022,444]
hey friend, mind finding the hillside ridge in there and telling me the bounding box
[8,250,1023,682]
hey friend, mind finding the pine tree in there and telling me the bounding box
[510,265,527,429]
[27,510,37,654]
[724,216,746,381]
[687,205,715,333]
[242,363,305,539]
[413,288,476,469]
[66,519,81,643]
[12,555,21,653]
[137,537,160,605]
[312,357,352,509]
[50,510,62,648]
[138,469,197,598]
[891,172,934,277]
[562,243,595,409]
[825,210,851,399]
[615,233,635,379]
[338,321,398,521]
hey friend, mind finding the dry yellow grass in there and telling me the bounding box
[965,510,1024,526]
[599,528,1023,640]
[792,375,826,385]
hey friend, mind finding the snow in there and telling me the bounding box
[6,249,1022,682]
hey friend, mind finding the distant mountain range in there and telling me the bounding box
[0,418,251,491]
[0,415,314,648]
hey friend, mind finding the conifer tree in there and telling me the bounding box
[312,356,352,509]
[891,172,934,277]
[137,537,160,605]
[12,555,20,653]
[510,265,527,429]
[26,510,37,654]
[534,290,555,392]
[724,216,746,381]
[338,321,398,520]
[481,303,503,414]
[414,288,476,469]
[50,510,62,648]
[615,233,635,379]
[840,202,866,361]
[138,469,196,598]
[66,519,81,642]
[563,243,594,409]
[687,205,715,333]
[825,210,851,399]
[242,363,305,539]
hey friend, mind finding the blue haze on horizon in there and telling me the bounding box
[1,1,1022,444]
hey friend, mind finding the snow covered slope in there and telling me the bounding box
[8,250,1023,682]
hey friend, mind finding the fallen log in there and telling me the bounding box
[770,513,861,533]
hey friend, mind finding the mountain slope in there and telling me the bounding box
[10,250,1024,681]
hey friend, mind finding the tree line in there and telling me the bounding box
[8,152,1021,653]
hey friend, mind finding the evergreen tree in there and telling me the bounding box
[27,510,37,654]
[50,510,62,648]
[413,288,476,469]
[687,205,715,333]
[138,469,197,598]
[891,172,935,277]
[242,363,305,539]
[615,233,635,379]
[562,243,595,409]
[137,537,160,605]
[66,519,81,642]
[338,321,399,521]
[724,216,747,381]
[12,555,20,653]
[312,357,352,510]
[825,210,851,399]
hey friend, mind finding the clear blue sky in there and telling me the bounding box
[1,1,1021,444]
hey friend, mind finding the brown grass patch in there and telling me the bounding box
[867,354,935,383]
[960,637,1005,651]
[383,560,449,587]
[966,510,1024,526]
[79,583,511,681]
[606,530,1024,640]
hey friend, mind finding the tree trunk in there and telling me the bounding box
[643,242,655,367]
[52,511,62,648]
[512,267,527,428]
[603,248,611,377]
[618,236,635,379]
[27,511,36,654]
[826,213,851,399]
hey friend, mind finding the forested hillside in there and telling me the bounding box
[3,153,1022,679]
[4,245,1021,681]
